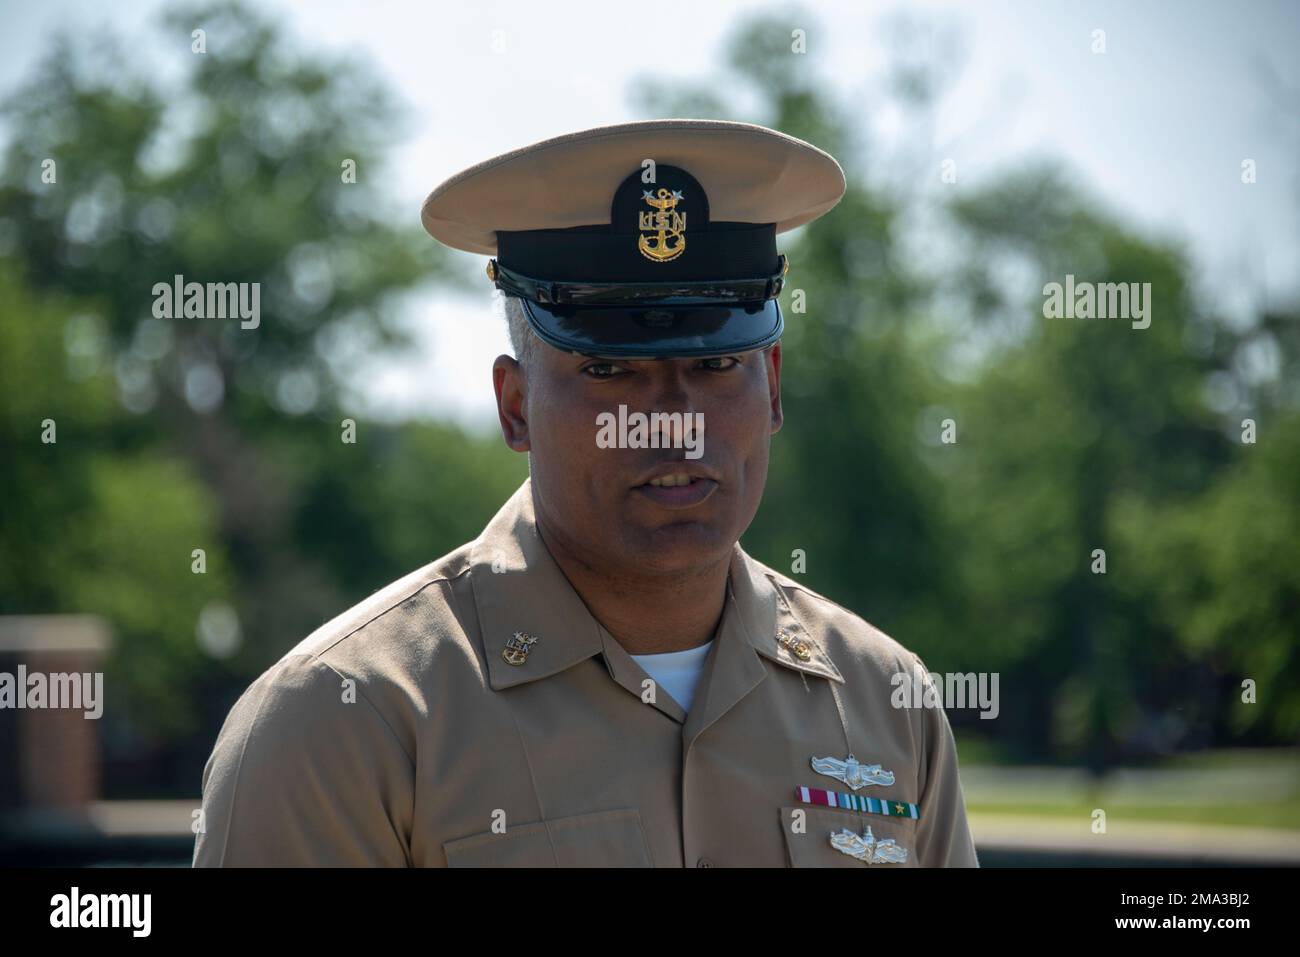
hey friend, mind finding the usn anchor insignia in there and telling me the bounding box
[776,630,813,662]
[638,188,686,262]
[502,631,540,666]
[810,754,896,790]
[829,825,909,865]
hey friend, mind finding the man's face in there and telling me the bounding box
[493,341,784,579]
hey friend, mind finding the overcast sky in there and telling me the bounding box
[2,0,1296,429]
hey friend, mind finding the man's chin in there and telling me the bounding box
[620,520,735,576]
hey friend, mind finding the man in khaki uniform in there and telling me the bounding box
[193,119,979,868]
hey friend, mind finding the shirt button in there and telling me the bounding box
[696,857,713,868]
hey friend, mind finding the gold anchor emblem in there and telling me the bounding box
[637,188,686,262]
[502,631,540,666]
[777,630,813,662]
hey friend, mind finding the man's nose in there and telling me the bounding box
[648,369,693,410]
[645,368,704,446]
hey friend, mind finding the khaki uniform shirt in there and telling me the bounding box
[193,478,979,867]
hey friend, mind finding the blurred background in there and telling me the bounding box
[0,0,1297,866]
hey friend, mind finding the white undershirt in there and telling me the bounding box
[629,640,714,713]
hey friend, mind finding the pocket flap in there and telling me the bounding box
[443,807,652,867]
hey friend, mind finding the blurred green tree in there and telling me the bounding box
[0,1,527,790]
[633,9,1300,765]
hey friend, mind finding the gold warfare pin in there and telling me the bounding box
[810,754,896,790]
[502,631,539,666]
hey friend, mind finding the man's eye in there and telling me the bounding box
[582,362,624,378]
[700,356,741,371]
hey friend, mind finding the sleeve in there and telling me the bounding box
[910,652,980,867]
[192,653,415,867]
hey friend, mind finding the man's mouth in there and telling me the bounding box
[633,473,719,508]
[646,472,698,487]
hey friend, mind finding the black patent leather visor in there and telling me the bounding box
[519,296,783,359]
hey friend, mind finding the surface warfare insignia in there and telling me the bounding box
[502,631,540,666]
[638,187,686,262]
[810,754,895,790]
[829,825,909,865]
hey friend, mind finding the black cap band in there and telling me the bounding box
[495,164,779,284]
[496,221,778,283]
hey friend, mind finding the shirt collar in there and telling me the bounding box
[469,477,843,694]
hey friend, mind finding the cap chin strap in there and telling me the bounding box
[487,255,788,306]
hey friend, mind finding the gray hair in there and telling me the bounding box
[501,294,540,370]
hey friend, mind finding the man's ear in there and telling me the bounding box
[493,355,531,452]
[765,343,784,434]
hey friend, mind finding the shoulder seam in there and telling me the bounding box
[312,565,472,659]
[763,571,869,624]
[304,654,417,768]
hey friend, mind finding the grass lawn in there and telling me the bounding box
[958,746,1300,831]
[966,800,1300,830]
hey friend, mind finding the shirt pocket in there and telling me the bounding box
[443,807,653,867]
[780,804,919,868]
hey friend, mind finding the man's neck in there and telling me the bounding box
[533,514,730,656]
